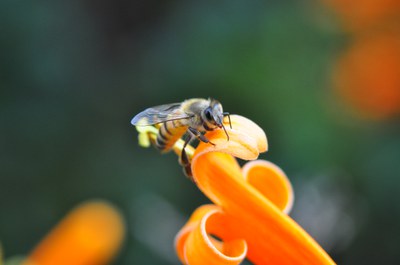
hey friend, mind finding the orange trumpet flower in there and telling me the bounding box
[173,115,335,264]
[23,201,125,265]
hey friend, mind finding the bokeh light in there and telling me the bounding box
[321,0,400,31]
[333,29,400,119]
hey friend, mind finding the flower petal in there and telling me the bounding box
[175,205,247,265]
[242,160,294,214]
[198,115,267,161]
[175,205,220,262]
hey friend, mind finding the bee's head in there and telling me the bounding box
[203,98,232,140]
[203,99,223,126]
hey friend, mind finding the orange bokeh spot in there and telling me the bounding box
[24,201,125,265]
[333,30,400,119]
[322,0,400,31]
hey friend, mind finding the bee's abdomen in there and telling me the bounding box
[155,121,187,151]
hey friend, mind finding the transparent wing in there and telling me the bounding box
[131,103,192,126]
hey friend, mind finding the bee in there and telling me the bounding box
[131,98,231,177]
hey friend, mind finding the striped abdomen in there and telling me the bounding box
[155,120,187,152]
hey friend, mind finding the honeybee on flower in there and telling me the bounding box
[131,98,231,176]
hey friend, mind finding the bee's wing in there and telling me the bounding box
[131,103,192,126]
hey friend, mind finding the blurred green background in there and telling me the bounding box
[1,0,400,264]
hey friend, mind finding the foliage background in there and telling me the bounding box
[1,0,399,264]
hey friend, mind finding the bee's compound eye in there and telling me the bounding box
[205,108,213,121]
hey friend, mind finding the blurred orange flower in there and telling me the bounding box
[23,201,125,265]
[333,30,400,120]
[322,0,400,31]
[175,115,335,264]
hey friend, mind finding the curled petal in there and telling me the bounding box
[242,160,294,214]
[175,205,220,262]
[175,205,247,265]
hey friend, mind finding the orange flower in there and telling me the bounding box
[333,30,400,120]
[174,115,335,264]
[23,201,125,265]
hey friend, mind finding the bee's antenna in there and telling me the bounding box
[218,117,230,141]
[223,112,232,129]
[221,123,230,141]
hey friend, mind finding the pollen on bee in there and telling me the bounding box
[138,133,151,148]
[136,125,158,148]
[173,138,195,159]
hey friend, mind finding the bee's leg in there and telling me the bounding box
[188,127,215,146]
[180,133,194,178]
